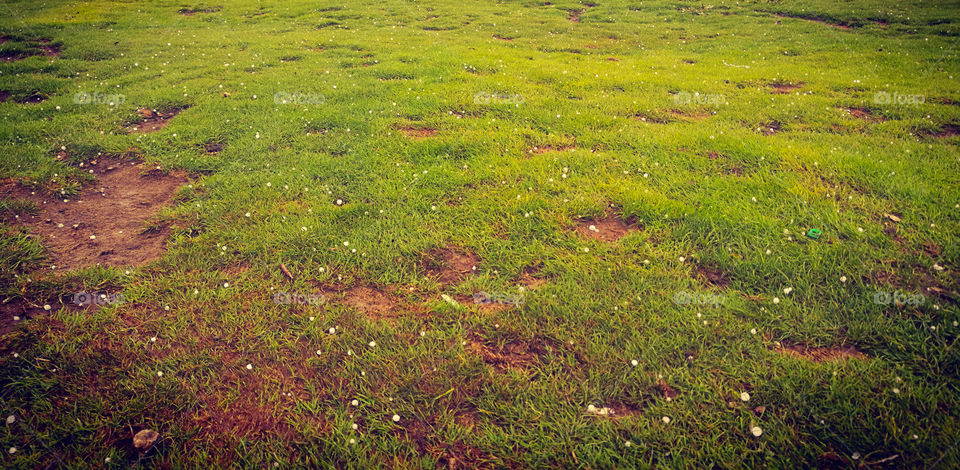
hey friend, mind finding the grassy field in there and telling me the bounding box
[1,0,959,467]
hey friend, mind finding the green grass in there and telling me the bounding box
[1,0,959,467]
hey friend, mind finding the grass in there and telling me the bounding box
[0,0,959,467]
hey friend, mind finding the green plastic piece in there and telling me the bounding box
[806,229,822,239]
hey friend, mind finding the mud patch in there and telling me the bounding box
[574,214,637,242]
[633,112,671,124]
[421,246,479,284]
[526,144,575,155]
[758,121,782,135]
[467,336,545,372]
[338,285,402,319]
[929,124,960,138]
[127,108,185,134]
[1,158,188,270]
[776,342,867,362]
[668,109,713,121]
[769,82,803,94]
[696,264,730,287]
[202,141,224,154]
[774,14,853,30]
[493,34,514,41]
[846,107,883,121]
[398,125,438,139]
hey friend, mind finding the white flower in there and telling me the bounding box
[349,438,356,444]
[8,447,15,454]
[588,224,598,232]
[5,415,14,424]
[245,363,253,370]
[893,388,900,394]
[772,297,780,304]
[352,423,358,430]
[316,350,321,356]
[392,414,400,422]
[840,276,847,283]
[933,264,944,271]
[750,328,757,335]
[351,399,359,406]
[662,416,670,424]
[90,235,96,240]
[343,241,350,246]
[740,392,750,402]
[625,441,632,447]
[783,287,793,295]
[157,371,163,377]
[245,212,251,217]
[223,283,230,288]
[368,341,376,347]
[678,256,685,262]
[630,359,638,367]
[751,426,762,437]
[328,327,335,334]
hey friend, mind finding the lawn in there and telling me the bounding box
[0,0,959,467]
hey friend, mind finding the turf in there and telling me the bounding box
[0,0,959,467]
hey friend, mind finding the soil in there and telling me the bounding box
[421,246,480,284]
[1,158,188,270]
[398,126,438,139]
[127,108,184,133]
[777,342,867,362]
[575,214,636,242]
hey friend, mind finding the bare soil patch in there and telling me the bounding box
[338,285,402,319]
[930,124,960,138]
[668,109,712,120]
[846,107,883,121]
[467,336,545,372]
[759,121,782,135]
[398,125,438,139]
[633,112,671,124]
[776,342,867,362]
[421,246,480,284]
[574,213,637,242]
[696,264,730,288]
[769,82,804,94]
[493,34,514,41]
[526,144,575,155]
[1,158,188,270]
[127,108,185,134]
